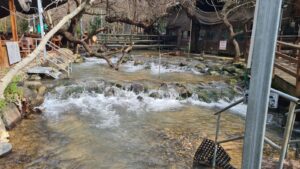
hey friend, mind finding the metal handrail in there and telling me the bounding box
[212,88,300,169]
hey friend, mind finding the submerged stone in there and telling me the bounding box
[134,60,144,66]
[0,142,12,157]
[149,92,161,99]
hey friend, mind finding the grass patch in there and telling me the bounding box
[4,75,23,103]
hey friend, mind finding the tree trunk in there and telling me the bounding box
[232,39,241,61]
[0,1,87,99]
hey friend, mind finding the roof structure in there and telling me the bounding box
[0,0,66,18]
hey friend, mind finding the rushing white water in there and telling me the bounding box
[41,81,247,130]
[82,56,203,75]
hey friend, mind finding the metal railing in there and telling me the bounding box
[212,88,300,169]
[21,37,73,78]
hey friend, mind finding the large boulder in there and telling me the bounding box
[1,103,21,130]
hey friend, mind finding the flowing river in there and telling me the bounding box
[0,52,283,168]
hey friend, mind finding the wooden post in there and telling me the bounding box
[296,51,300,97]
[0,41,10,68]
[9,0,18,41]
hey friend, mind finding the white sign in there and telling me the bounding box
[269,92,279,109]
[219,40,227,50]
[6,42,21,65]
[244,90,279,109]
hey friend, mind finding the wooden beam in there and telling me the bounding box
[275,52,298,63]
[274,63,297,77]
[9,0,18,41]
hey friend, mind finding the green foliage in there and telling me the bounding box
[4,75,23,103]
[18,18,29,34]
[89,17,102,35]
[0,99,6,111]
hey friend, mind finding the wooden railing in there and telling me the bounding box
[275,40,300,95]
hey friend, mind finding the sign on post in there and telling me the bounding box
[219,40,227,50]
[6,42,21,65]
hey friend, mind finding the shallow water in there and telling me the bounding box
[0,52,283,168]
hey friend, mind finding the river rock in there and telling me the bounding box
[176,84,192,99]
[130,83,144,94]
[24,81,42,90]
[222,66,237,74]
[195,63,206,72]
[104,88,115,97]
[1,103,21,130]
[122,55,134,63]
[179,62,187,67]
[137,96,144,101]
[38,86,47,96]
[31,95,45,107]
[160,83,168,90]
[149,92,161,99]
[23,87,38,100]
[0,118,9,143]
[194,56,204,61]
[28,74,41,81]
[209,71,220,76]
[0,142,12,157]
[233,62,245,69]
[144,64,151,69]
[134,60,144,66]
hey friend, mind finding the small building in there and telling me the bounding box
[166,0,253,56]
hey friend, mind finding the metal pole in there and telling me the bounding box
[37,0,46,59]
[242,0,283,169]
[278,102,297,169]
[212,114,221,169]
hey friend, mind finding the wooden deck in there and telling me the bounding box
[272,40,300,97]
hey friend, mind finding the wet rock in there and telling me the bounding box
[23,87,38,101]
[233,62,245,69]
[130,83,144,94]
[0,142,12,157]
[137,96,144,101]
[31,95,45,107]
[1,103,21,130]
[122,55,134,63]
[196,90,211,103]
[227,79,238,86]
[176,84,192,99]
[134,60,144,66]
[195,63,206,72]
[209,71,220,76]
[179,62,187,67]
[194,56,204,61]
[0,118,9,143]
[38,86,47,96]
[28,74,41,81]
[74,57,84,63]
[160,83,168,90]
[104,88,115,97]
[115,83,122,89]
[24,81,42,90]
[145,64,151,69]
[222,66,237,74]
[149,92,161,99]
